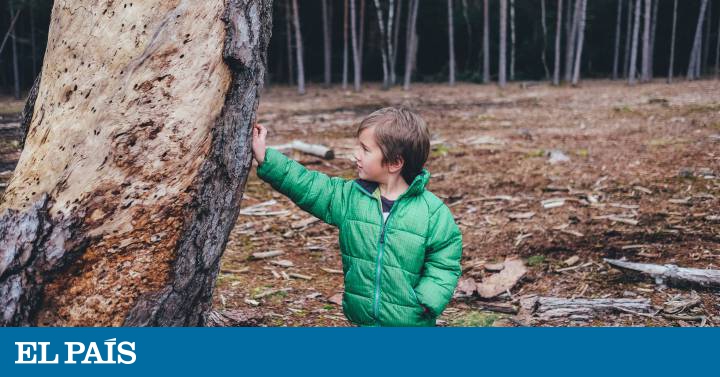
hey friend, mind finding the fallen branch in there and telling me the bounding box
[605,259,720,289]
[270,140,335,160]
[529,296,653,321]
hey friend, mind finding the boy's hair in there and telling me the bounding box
[357,107,430,184]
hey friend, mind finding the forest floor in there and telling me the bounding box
[1,80,719,326]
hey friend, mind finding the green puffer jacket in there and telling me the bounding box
[256,148,463,326]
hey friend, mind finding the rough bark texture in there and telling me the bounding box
[0,0,273,327]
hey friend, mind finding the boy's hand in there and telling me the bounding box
[252,123,267,166]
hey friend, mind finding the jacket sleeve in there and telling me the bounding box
[256,148,349,227]
[414,204,463,316]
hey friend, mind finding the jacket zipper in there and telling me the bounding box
[353,182,401,325]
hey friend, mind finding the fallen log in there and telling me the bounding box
[525,296,654,321]
[605,259,720,289]
[270,140,335,160]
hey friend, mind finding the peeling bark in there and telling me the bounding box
[0,0,273,327]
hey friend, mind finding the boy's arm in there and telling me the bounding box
[256,148,348,227]
[414,205,463,317]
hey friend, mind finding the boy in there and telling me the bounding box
[252,107,462,327]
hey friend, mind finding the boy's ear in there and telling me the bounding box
[387,157,404,174]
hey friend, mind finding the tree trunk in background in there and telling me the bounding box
[291,0,306,94]
[703,1,712,75]
[641,0,651,82]
[461,0,473,70]
[351,0,362,91]
[668,0,678,83]
[499,0,507,87]
[404,0,420,90]
[0,0,273,327]
[540,0,550,80]
[343,0,349,89]
[391,0,403,85]
[9,4,21,100]
[359,0,366,74]
[553,0,563,85]
[623,0,632,78]
[322,0,332,87]
[30,7,38,79]
[571,0,586,85]
[715,7,720,78]
[649,0,658,78]
[285,0,295,85]
[448,0,456,85]
[688,0,709,80]
[483,0,490,83]
[372,0,391,89]
[387,0,396,85]
[629,0,641,85]
[510,0,516,81]
[612,0,623,80]
[564,0,575,82]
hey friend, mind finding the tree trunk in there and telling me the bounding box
[372,0,391,89]
[499,0,507,87]
[359,0,366,74]
[403,0,420,90]
[628,0,642,85]
[612,0,623,80]
[387,0,396,86]
[291,0,306,94]
[641,0,651,82]
[351,0,362,91]
[510,0,516,81]
[343,0,349,89]
[285,0,295,85]
[649,0,658,78]
[461,0,473,70]
[322,0,332,87]
[668,0,678,83]
[564,0,576,82]
[30,7,38,79]
[623,0,632,78]
[0,8,22,58]
[0,0,273,327]
[540,0,550,81]
[553,0,563,85]
[571,0,587,86]
[9,3,21,100]
[716,6,720,78]
[688,0,709,80]
[483,0,490,84]
[391,0,403,85]
[703,0,712,75]
[448,0,456,85]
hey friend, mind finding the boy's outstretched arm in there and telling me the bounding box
[252,124,348,227]
[414,205,463,317]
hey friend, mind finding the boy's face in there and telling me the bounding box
[354,126,388,183]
